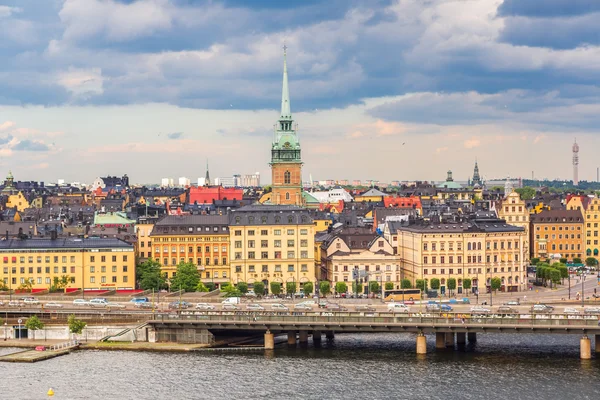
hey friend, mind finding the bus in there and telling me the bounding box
[384,289,422,302]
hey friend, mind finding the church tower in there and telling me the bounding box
[472,160,482,187]
[270,46,303,206]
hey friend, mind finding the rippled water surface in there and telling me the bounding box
[1,333,599,400]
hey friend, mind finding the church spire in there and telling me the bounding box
[280,43,292,121]
[205,159,210,186]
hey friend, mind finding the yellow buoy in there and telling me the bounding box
[47,388,54,397]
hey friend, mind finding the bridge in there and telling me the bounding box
[146,311,600,359]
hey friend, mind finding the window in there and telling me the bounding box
[248,230,255,236]
[300,229,308,235]
[284,170,291,184]
[261,240,268,248]
[287,240,295,247]
[262,265,269,272]
[287,251,295,258]
[287,229,294,235]
[301,251,308,258]
[423,243,428,251]
[101,256,106,262]
[101,276,106,283]
[235,266,242,273]
[274,240,281,248]
[424,256,428,264]
[300,239,308,247]
[261,230,268,235]
[90,277,95,283]
[288,265,295,272]
[112,276,117,283]
[235,230,242,236]
[112,266,117,272]
[275,251,282,259]
[261,251,268,259]
[248,252,255,259]
[274,229,281,236]
[222,257,227,265]
[248,240,255,248]
[249,265,255,272]
[275,265,282,272]
[235,241,242,248]
[301,264,308,272]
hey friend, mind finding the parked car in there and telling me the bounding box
[8,300,24,307]
[563,307,580,315]
[426,304,441,312]
[584,306,600,314]
[506,300,520,306]
[106,302,125,309]
[44,302,63,308]
[294,303,313,311]
[222,303,239,311]
[23,297,39,305]
[470,306,491,313]
[168,301,191,309]
[270,303,289,311]
[195,302,216,310]
[355,305,376,312]
[497,306,517,313]
[325,303,348,311]
[73,299,89,306]
[245,290,257,297]
[130,297,148,303]
[246,303,265,311]
[89,298,108,307]
[530,304,553,314]
[388,303,410,313]
[135,302,153,309]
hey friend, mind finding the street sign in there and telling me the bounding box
[17,319,22,324]
[352,269,359,280]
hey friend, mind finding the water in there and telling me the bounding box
[1,333,599,400]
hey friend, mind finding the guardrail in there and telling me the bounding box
[48,340,79,351]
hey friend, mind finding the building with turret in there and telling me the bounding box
[270,46,304,206]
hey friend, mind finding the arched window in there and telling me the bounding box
[284,171,291,184]
[477,242,481,250]
[285,192,290,200]
[467,243,472,251]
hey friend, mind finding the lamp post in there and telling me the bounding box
[4,322,7,341]
[581,273,585,308]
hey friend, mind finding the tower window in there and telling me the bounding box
[284,171,291,184]
[286,192,290,200]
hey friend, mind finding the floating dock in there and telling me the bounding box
[0,348,72,363]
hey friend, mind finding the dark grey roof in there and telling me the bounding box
[230,205,313,226]
[151,214,229,236]
[398,220,524,234]
[530,209,583,223]
[155,214,229,226]
[0,237,133,250]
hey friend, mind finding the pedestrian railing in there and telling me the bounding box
[48,340,80,351]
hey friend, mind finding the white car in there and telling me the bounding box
[45,302,64,308]
[294,303,313,311]
[89,298,108,307]
[246,303,265,311]
[106,302,125,309]
[23,297,40,305]
[222,303,239,310]
[271,303,289,311]
[584,307,600,314]
[73,299,89,306]
[195,302,216,310]
[387,303,410,313]
[563,307,580,315]
[470,306,491,313]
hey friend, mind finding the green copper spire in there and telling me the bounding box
[280,44,292,120]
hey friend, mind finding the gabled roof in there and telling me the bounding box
[360,188,388,197]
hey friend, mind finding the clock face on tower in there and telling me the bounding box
[283,142,291,149]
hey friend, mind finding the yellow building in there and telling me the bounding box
[496,189,530,264]
[0,237,135,291]
[567,195,600,261]
[150,215,230,286]
[354,188,387,203]
[530,209,584,262]
[229,205,315,293]
[397,217,527,294]
[135,216,158,264]
[6,191,30,212]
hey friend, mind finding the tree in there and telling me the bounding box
[559,257,568,265]
[253,282,265,296]
[352,281,363,294]
[415,279,426,291]
[205,282,216,292]
[170,262,200,292]
[585,257,599,269]
[573,257,582,264]
[196,282,209,292]
[335,282,348,295]
[490,277,502,292]
[0,281,8,291]
[401,279,412,289]
[463,278,472,291]
[137,258,166,291]
[447,278,457,295]
[385,282,394,291]
[270,282,282,296]
[550,269,561,286]
[556,264,569,283]
[237,282,248,294]
[303,282,313,295]
[221,284,242,297]
[319,281,331,297]
[25,315,44,331]
[286,282,297,295]
[531,258,540,266]
[369,281,380,296]
[430,278,440,290]
[68,314,86,335]
[514,187,536,200]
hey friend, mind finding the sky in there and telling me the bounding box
[1,0,600,185]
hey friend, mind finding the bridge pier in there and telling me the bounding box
[445,332,455,348]
[313,331,322,342]
[435,332,446,349]
[264,331,275,350]
[596,335,600,354]
[416,333,427,354]
[580,336,591,360]
[325,331,335,340]
[287,331,296,346]
[299,331,309,344]
[468,332,477,343]
[456,332,466,345]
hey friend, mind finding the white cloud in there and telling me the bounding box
[57,67,104,99]
[0,6,21,18]
[0,121,16,131]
